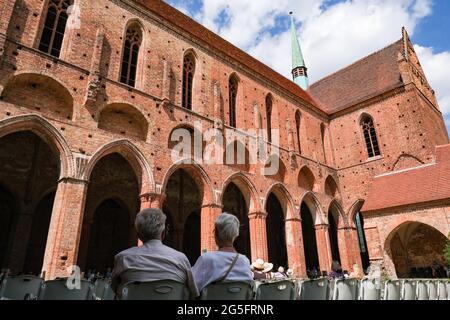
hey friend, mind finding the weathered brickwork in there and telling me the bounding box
[0,0,448,280]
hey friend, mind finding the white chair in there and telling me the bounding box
[427,280,438,300]
[298,278,329,300]
[402,280,417,300]
[360,278,381,300]
[332,278,358,300]
[416,280,429,300]
[384,280,401,300]
[437,280,448,300]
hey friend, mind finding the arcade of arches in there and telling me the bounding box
[0,128,448,280]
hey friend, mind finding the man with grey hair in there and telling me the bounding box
[192,212,253,293]
[111,208,198,298]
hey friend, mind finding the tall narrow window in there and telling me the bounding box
[182,54,195,110]
[120,23,142,87]
[361,115,381,158]
[229,76,238,128]
[266,95,273,143]
[295,111,301,154]
[39,0,72,58]
[321,123,327,164]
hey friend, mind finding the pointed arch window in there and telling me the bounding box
[182,54,195,110]
[229,76,238,128]
[361,115,381,158]
[295,111,301,154]
[120,23,142,87]
[266,95,273,143]
[39,0,72,58]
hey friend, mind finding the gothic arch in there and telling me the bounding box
[347,199,365,228]
[161,159,214,206]
[222,172,260,213]
[263,182,296,219]
[299,191,324,225]
[1,72,74,121]
[298,165,317,192]
[327,199,346,228]
[324,175,340,199]
[0,114,74,179]
[392,154,424,172]
[84,139,154,194]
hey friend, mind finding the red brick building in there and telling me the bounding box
[0,0,448,280]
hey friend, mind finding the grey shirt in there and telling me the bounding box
[192,251,254,293]
[111,240,199,298]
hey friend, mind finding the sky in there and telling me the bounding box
[164,0,450,134]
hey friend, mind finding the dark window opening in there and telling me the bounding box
[229,77,238,128]
[120,24,142,87]
[182,54,195,110]
[361,116,381,158]
[38,0,71,58]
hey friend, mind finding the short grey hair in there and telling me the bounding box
[135,208,166,242]
[215,213,240,244]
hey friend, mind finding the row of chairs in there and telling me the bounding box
[0,276,115,300]
[1,275,449,300]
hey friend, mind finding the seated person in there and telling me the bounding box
[251,259,273,280]
[111,208,198,299]
[192,213,253,293]
[329,260,344,279]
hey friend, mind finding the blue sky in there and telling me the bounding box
[165,0,450,134]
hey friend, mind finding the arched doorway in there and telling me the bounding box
[162,169,201,266]
[266,193,288,269]
[387,222,448,278]
[23,192,56,274]
[79,153,140,273]
[354,212,370,271]
[0,187,15,269]
[0,131,59,274]
[300,202,320,273]
[328,211,341,264]
[85,199,131,274]
[222,182,251,259]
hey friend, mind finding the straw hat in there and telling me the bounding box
[262,262,273,273]
[251,259,265,271]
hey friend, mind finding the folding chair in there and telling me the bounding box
[255,280,296,300]
[40,278,94,300]
[201,281,253,300]
[360,278,381,300]
[0,275,44,300]
[120,280,189,300]
[332,278,358,300]
[298,278,329,300]
[384,280,401,300]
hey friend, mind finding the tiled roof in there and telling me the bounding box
[362,144,450,212]
[309,40,404,114]
[133,0,321,110]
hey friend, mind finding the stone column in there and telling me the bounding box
[338,226,363,272]
[285,217,307,277]
[315,223,332,272]
[200,204,222,253]
[248,211,268,262]
[41,178,88,280]
[140,192,166,210]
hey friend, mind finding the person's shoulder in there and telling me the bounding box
[238,254,251,265]
[161,243,191,262]
[115,246,140,259]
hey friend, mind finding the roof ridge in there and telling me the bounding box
[133,0,322,111]
[310,39,403,87]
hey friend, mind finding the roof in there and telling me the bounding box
[362,144,450,212]
[309,40,404,114]
[133,0,320,110]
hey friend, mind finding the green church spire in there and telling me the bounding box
[290,13,309,90]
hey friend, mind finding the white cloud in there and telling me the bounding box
[167,0,450,132]
[415,46,450,115]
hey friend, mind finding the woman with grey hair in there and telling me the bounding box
[192,212,253,293]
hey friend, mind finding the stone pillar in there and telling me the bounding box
[285,218,307,277]
[338,226,363,272]
[140,192,166,210]
[41,178,88,280]
[315,224,332,272]
[0,0,16,58]
[200,204,222,253]
[248,211,268,262]
[7,211,33,273]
